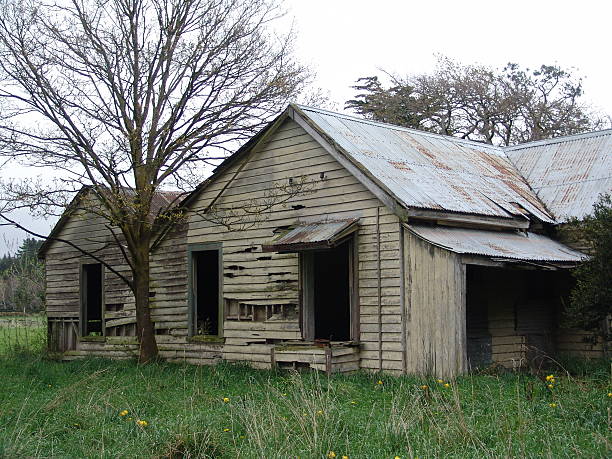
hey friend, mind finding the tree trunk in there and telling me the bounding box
[132,242,158,363]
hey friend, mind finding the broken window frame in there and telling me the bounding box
[79,261,105,338]
[299,235,359,342]
[187,242,224,338]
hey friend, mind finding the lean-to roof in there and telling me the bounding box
[407,224,585,264]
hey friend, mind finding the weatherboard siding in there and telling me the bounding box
[45,204,136,356]
[146,118,405,371]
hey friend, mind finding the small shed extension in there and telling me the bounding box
[40,187,184,357]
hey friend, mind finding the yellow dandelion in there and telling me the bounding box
[350,401,357,405]
[420,385,428,390]
[341,456,349,459]
[443,383,450,388]
[376,380,383,385]
[549,403,557,408]
[222,397,230,403]
[239,435,245,439]
[282,393,287,396]
[327,452,336,459]
[436,379,444,384]
[394,456,401,459]
[119,410,128,417]
[607,392,612,397]
[545,375,554,382]
[316,410,324,415]
[547,384,554,389]
[136,419,148,427]
[223,428,231,432]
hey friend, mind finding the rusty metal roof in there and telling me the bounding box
[296,105,554,223]
[407,223,585,263]
[262,219,358,252]
[506,129,612,222]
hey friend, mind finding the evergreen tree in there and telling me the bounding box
[564,194,612,331]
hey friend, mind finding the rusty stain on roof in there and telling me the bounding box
[297,105,555,223]
[506,129,612,222]
[407,224,585,263]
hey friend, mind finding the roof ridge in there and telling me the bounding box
[506,128,612,151]
[295,103,612,152]
[293,103,506,152]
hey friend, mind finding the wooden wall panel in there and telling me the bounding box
[149,118,403,371]
[404,230,466,377]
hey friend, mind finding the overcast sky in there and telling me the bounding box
[285,0,612,115]
[1,0,610,255]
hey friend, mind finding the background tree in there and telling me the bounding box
[0,238,44,313]
[562,194,612,333]
[346,56,608,146]
[0,0,309,362]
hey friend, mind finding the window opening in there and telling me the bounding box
[191,249,221,336]
[81,263,103,336]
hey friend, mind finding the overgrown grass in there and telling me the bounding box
[0,321,610,458]
[0,313,46,356]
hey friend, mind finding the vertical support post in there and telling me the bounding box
[325,346,332,375]
[399,224,407,373]
[270,346,276,370]
[376,206,382,371]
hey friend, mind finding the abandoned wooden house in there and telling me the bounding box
[40,105,611,377]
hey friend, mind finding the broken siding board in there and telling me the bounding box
[180,118,403,371]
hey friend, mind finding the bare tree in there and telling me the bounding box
[346,56,608,146]
[0,0,309,362]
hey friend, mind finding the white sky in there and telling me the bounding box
[1,0,611,255]
[285,0,612,115]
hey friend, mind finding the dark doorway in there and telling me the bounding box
[310,241,352,341]
[465,266,493,369]
[192,249,221,336]
[81,263,103,336]
[465,265,573,370]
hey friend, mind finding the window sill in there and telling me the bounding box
[187,335,224,344]
[106,337,138,345]
[79,336,106,342]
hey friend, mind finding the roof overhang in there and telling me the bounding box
[405,223,586,268]
[262,219,358,253]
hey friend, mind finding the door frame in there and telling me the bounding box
[299,236,359,341]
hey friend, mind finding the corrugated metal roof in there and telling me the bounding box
[296,105,554,223]
[506,129,612,222]
[407,224,585,263]
[262,219,358,252]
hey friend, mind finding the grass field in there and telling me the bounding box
[0,317,610,458]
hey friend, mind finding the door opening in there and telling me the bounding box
[303,240,352,341]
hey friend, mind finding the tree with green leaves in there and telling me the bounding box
[0,238,44,312]
[563,194,612,333]
[346,56,608,146]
